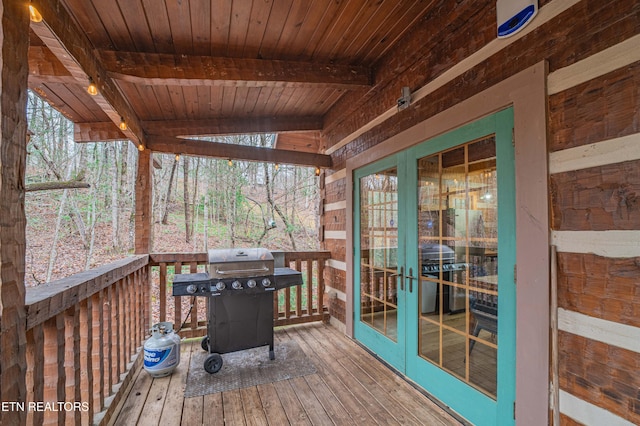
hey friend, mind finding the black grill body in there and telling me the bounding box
[172,248,302,373]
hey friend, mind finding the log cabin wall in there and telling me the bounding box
[319,0,639,424]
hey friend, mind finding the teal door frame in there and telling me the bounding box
[353,153,408,371]
[353,108,516,425]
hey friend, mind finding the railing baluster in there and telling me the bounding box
[307,260,313,316]
[69,304,82,425]
[295,259,302,317]
[105,285,114,395]
[273,289,279,321]
[159,262,167,323]
[93,291,104,413]
[81,297,93,425]
[43,315,66,425]
[26,324,44,426]
[131,272,138,355]
[174,262,183,330]
[115,280,122,384]
[143,265,151,337]
[190,262,198,332]
[123,277,130,366]
[285,286,291,319]
[317,258,325,316]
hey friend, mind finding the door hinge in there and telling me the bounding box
[512,128,515,146]
[514,264,517,285]
[513,401,516,419]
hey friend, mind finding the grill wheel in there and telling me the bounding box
[204,353,223,374]
[201,336,209,352]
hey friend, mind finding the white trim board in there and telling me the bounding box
[548,34,640,95]
[559,390,635,426]
[324,201,346,212]
[552,230,640,258]
[324,285,347,302]
[325,169,346,184]
[558,308,640,354]
[325,259,346,271]
[549,133,640,174]
[324,230,346,240]
[325,0,581,155]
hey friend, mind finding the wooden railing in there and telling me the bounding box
[148,251,331,339]
[24,255,149,426]
[21,250,329,425]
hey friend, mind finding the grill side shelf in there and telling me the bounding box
[273,267,303,290]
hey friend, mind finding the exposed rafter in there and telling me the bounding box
[98,50,373,89]
[142,116,323,138]
[74,122,126,142]
[27,45,76,84]
[147,136,332,168]
[29,0,144,145]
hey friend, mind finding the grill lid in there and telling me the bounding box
[208,248,274,279]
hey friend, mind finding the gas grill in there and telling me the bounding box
[172,248,302,374]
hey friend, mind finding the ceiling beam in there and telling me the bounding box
[143,116,323,137]
[27,45,76,84]
[29,0,144,145]
[147,136,332,168]
[98,50,372,89]
[74,122,126,142]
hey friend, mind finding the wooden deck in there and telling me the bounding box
[113,323,462,425]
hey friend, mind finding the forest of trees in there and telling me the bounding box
[25,92,320,286]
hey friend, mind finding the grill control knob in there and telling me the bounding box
[261,278,271,287]
[247,279,257,288]
[232,280,242,290]
[215,281,226,291]
[186,284,197,294]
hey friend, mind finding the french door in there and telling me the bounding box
[354,109,515,425]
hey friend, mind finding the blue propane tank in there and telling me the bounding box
[143,322,181,377]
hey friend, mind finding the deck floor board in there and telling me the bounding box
[115,323,462,425]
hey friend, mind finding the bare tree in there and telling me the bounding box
[161,157,178,225]
[183,156,192,243]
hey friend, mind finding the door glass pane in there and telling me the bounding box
[417,136,498,398]
[359,168,398,342]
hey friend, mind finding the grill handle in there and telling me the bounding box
[214,266,270,275]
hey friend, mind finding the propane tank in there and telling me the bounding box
[143,322,181,377]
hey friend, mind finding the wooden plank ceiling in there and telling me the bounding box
[27,0,438,165]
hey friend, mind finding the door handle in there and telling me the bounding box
[406,267,417,293]
[390,266,405,291]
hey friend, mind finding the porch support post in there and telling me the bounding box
[135,149,153,254]
[0,1,29,423]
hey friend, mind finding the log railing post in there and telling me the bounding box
[0,3,30,425]
[135,148,153,254]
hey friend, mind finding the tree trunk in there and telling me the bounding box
[183,156,192,243]
[191,157,200,250]
[264,162,297,250]
[161,157,178,225]
[111,144,120,249]
[46,166,73,282]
